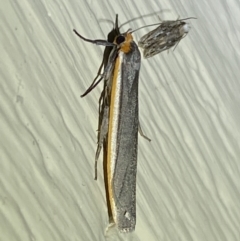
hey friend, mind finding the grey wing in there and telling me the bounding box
[139,20,180,47]
[139,26,164,48]
[141,21,187,58]
[112,43,141,231]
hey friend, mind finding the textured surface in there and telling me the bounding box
[1,0,240,240]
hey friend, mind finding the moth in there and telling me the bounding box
[74,14,142,232]
[138,17,196,58]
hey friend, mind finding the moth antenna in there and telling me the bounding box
[119,11,163,29]
[131,17,196,34]
[177,17,197,21]
[130,23,161,33]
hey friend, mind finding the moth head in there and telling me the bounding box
[180,22,190,35]
[114,31,133,53]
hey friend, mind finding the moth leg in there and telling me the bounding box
[157,15,163,22]
[95,105,109,180]
[81,52,116,97]
[138,122,151,142]
[73,29,115,47]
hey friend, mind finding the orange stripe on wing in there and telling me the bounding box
[107,54,121,224]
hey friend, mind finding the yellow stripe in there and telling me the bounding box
[107,54,121,223]
[107,33,134,224]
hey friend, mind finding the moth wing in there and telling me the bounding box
[112,43,140,231]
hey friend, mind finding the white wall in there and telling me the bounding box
[1,0,240,240]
